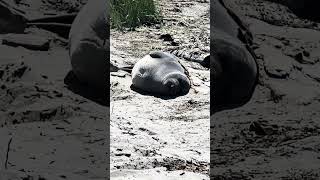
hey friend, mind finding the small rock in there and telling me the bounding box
[155,24,161,29]
[12,65,27,78]
[171,41,179,46]
[38,176,46,180]
[177,21,186,26]
[303,65,320,83]
[274,44,282,49]
[303,50,310,57]
[294,52,315,64]
[172,7,182,12]
[159,33,174,41]
[249,121,278,136]
[292,62,302,71]
[249,121,267,135]
[110,71,127,77]
[59,175,67,179]
[270,90,284,103]
[115,153,131,157]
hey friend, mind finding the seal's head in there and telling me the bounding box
[162,72,190,96]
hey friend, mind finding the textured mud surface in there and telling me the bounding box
[212,0,320,179]
[0,0,107,179]
[1,0,318,179]
[110,0,210,179]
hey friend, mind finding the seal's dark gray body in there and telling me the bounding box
[132,51,190,96]
[69,0,108,90]
[211,0,258,113]
[212,0,239,38]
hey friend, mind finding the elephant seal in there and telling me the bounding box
[68,0,109,90]
[131,51,191,96]
[211,0,258,113]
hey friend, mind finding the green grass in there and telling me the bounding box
[111,0,161,30]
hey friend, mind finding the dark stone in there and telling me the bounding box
[159,33,174,41]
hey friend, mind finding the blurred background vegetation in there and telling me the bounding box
[110,0,161,30]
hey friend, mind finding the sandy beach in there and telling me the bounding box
[0,0,107,179]
[110,0,210,179]
[0,0,319,179]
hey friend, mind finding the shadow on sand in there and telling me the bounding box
[130,85,188,100]
[64,71,109,106]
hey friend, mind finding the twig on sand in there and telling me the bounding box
[5,137,12,169]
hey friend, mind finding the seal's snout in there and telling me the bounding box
[163,78,180,95]
[163,74,190,96]
[179,76,191,95]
